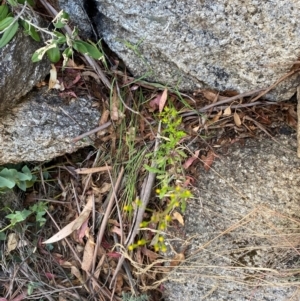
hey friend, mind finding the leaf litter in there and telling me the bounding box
[1,3,299,300]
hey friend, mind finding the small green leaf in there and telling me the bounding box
[62,47,73,58]
[0,21,18,48]
[143,164,164,174]
[46,45,61,63]
[53,31,66,44]
[72,40,87,54]
[62,47,73,67]
[0,175,14,189]
[17,0,34,6]
[0,232,6,240]
[32,43,56,62]
[17,181,27,191]
[21,165,32,177]
[73,40,103,60]
[21,20,40,42]
[0,5,9,22]
[16,172,31,181]
[29,27,40,42]
[0,16,14,31]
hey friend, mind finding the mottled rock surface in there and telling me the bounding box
[0,88,100,164]
[58,0,95,39]
[0,29,49,113]
[93,0,300,101]
[164,134,300,300]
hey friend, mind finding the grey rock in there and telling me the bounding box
[164,135,300,300]
[0,88,100,164]
[0,28,49,113]
[57,0,95,39]
[94,0,300,101]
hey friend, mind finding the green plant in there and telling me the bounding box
[0,1,104,66]
[0,165,36,192]
[126,105,193,252]
[1,201,48,232]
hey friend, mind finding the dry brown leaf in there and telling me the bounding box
[192,125,201,132]
[159,88,168,113]
[201,150,215,171]
[6,233,18,254]
[72,195,93,231]
[92,254,106,289]
[66,58,84,69]
[75,166,112,174]
[78,219,89,242]
[202,90,219,102]
[234,111,242,127]
[10,293,26,301]
[92,182,111,194]
[111,88,119,121]
[183,150,200,169]
[81,235,95,272]
[172,211,184,225]
[82,71,101,83]
[141,247,161,262]
[100,182,112,193]
[58,294,68,301]
[100,109,110,124]
[43,196,93,244]
[223,106,232,116]
[111,226,122,237]
[169,252,185,267]
[212,110,222,122]
[71,266,85,285]
[115,274,124,294]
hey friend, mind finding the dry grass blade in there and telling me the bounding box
[75,166,112,174]
[72,121,112,143]
[110,122,162,288]
[250,68,300,103]
[91,167,125,273]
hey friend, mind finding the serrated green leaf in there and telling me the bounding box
[0,5,9,22]
[0,21,18,48]
[73,40,103,60]
[0,16,14,31]
[6,209,31,225]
